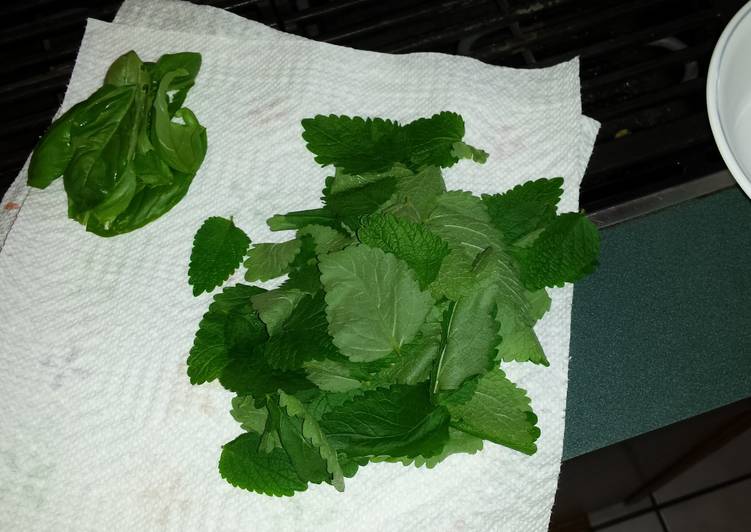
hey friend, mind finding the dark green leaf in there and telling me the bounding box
[324,177,398,230]
[320,384,450,458]
[403,111,466,168]
[188,217,251,296]
[264,292,339,370]
[481,177,564,245]
[267,208,338,232]
[187,284,265,385]
[301,114,406,174]
[219,432,307,496]
[519,212,600,289]
[358,213,449,289]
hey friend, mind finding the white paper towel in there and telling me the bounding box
[0,1,599,530]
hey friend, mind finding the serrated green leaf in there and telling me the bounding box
[187,284,266,384]
[451,141,488,164]
[319,383,450,458]
[244,239,302,282]
[481,177,563,246]
[426,191,504,258]
[526,288,552,321]
[307,389,365,421]
[188,217,251,296]
[446,368,540,455]
[298,224,352,255]
[519,212,600,290]
[301,115,407,174]
[264,292,339,370]
[358,213,449,289]
[496,324,549,366]
[219,432,307,496]
[379,165,447,223]
[230,395,268,433]
[279,391,345,491]
[251,289,306,337]
[303,356,369,392]
[431,285,499,394]
[474,247,532,327]
[319,245,434,362]
[403,111,466,168]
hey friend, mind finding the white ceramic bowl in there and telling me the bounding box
[708,1,751,198]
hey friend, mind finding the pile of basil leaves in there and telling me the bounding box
[27,51,207,237]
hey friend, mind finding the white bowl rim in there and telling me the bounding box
[707,0,751,199]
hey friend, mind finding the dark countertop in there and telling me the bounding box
[563,186,751,460]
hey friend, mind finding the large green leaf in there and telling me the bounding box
[403,111,480,169]
[319,384,450,458]
[188,217,251,296]
[219,432,307,496]
[446,368,540,455]
[319,245,433,362]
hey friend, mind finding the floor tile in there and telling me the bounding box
[661,477,751,532]
[599,512,664,532]
[589,498,651,527]
[653,427,751,503]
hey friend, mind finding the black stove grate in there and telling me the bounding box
[0,0,744,212]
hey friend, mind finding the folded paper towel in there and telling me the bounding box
[0,1,599,530]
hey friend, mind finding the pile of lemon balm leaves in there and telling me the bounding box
[187,112,600,496]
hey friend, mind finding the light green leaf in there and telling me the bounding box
[298,224,352,255]
[244,239,302,282]
[279,391,345,491]
[304,356,369,392]
[329,164,412,194]
[496,324,549,366]
[188,217,251,296]
[519,212,600,290]
[219,432,307,496]
[319,245,433,362]
[430,247,477,301]
[358,213,449,289]
[446,368,540,455]
[426,191,504,258]
[451,141,488,164]
[379,165,447,223]
[251,289,305,336]
[230,395,268,433]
